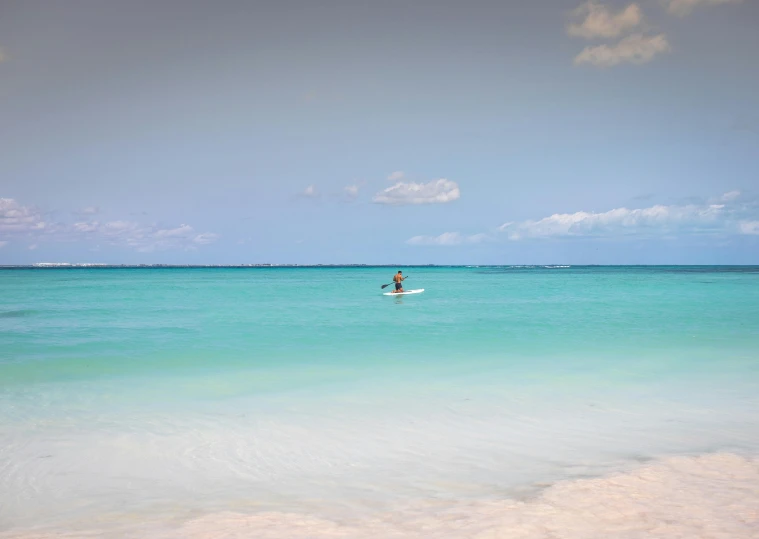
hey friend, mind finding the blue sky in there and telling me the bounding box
[1,0,757,264]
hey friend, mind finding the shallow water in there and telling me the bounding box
[1,267,758,536]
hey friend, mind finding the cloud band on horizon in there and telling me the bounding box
[405,192,759,247]
[0,198,219,252]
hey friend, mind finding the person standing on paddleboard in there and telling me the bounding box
[393,271,406,293]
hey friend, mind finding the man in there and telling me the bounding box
[392,270,406,293]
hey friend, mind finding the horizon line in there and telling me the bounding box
[2,264,759,269]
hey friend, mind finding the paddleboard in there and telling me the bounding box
[383,289,424,296]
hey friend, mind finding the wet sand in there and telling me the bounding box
[3,452,757,538]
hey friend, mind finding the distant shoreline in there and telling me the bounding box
[1,264,758,270]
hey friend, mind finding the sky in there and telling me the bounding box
[0,0,758,265]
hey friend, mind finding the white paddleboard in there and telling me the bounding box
[383,289,424,296]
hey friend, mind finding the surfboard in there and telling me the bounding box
[383,289,424,296]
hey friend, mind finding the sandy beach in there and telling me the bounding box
[2,452,757,538]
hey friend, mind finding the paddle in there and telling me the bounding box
[381,276,408,289]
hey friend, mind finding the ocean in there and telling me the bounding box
[1,266,758,537]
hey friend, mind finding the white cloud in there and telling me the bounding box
[73,221,99,233]
[75,206,100,216]
[98,222,218,252]
[344,185,360,200]
[665,0,743,17]
[574,33,670,67]
[28,244,38,251]
[0,240,7,248]
[95,221,220,251]
[299,185,319,198]
[373,179,460,205]
[499,193,757,240]
[0,198,219,252]
[192,233,219,245]
[718,190,741,202]
[0,198,47,233]
[406,232,489,246]
[388,171,405,182]
[740,221,759,235]
[153,224,194,239]
[568,2,643,39]
[500,204,724,239]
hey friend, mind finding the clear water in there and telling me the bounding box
[1,267,758,536]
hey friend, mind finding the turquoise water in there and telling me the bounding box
[1,266,759,534]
